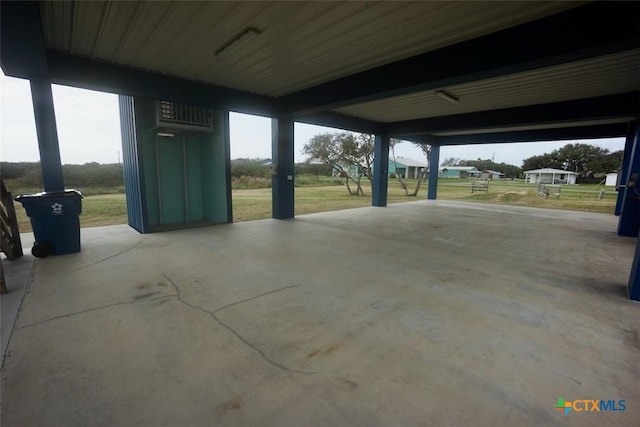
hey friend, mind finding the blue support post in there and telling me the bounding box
[629,231,640,301]
[617,121,640,237]
[427,145,440,200]
[615,123,636,216]
[372,134,390,207]
[271,117,295,219]
[118,95,148,233]
[6,1,66,192]
[30,78,65,192]
[223,111,233,223]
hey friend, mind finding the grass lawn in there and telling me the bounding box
[10,179,617,233]
[12,194,130,234]
[432,179,617,213]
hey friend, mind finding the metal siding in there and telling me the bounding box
[184,140,204,222]
[618,122,640,237]
[40,1,577,97]
[428,146,440,200]
[222,111,233,223]
[118,95,147,233]
[334,50,640,122]
[372,134,390,207]
[156,138,187,225]
[200,111,229,224]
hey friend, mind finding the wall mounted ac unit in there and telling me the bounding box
[156,101,213,133]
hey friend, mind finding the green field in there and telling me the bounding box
[9,178,616,233]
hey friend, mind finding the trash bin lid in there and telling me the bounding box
[15,189,83,201]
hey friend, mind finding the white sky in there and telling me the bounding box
[1,73,625,166]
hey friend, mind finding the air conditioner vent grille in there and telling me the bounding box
[157,101,213,132]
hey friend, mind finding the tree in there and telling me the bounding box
[230,158,271,178]
[302,132,374,195]
[441,157,462,166]
[521,143,619,178]
[497,163,523,179]
[412,141,433,193]
[586,150,623,175]
[458,158,522,178]
[389,139,432,197]
[521,152,562,171]
[556,143,605,175]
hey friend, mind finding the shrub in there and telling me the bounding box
[231,176,271,189]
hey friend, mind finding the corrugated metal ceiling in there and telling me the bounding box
[40,1,579,97]
[333,50,640,122]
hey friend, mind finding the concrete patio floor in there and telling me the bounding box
[1,200,639,426]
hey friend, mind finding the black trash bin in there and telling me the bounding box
[15,190,83,258]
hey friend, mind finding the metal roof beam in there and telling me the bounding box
[296,112,384,135]
[430,123,631,146]
[45,53,387,133]
[45,52,278,117]
[386,92,640,137]
[1,1,49,79]
[279,1,640,116]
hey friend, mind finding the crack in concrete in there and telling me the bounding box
[14,294,176,330]
[7,268,313,375]
[2,258,37,370]
[66,238,149,273]
[161,273,315,375]
[212,284,301,314]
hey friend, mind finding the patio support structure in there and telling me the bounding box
[271,117,295,219]
[3,1,65,192]
[427,145,440,200]
[222,111,233,223]
[617,120,640,301]
[615,122,636,216]
[30,79,65,192]
[617,120,640,237]
[629,233,640,301]
[372,134,390,207]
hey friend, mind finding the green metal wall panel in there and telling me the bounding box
[185,138,204,222]
[157,138,186,224]
[123,97,229,232]
[201,111,228,223]
[141,129,160,227]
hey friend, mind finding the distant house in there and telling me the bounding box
[479,170,504,180]
[605,172,618,187]
[439,166,480,178]
[389,157,427,179]
[523,168,577,184]
[333,157,427,179]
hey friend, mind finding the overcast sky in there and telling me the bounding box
[1,73,625,166]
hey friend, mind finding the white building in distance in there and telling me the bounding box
[523,168,578,185]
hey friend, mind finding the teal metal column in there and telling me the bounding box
[372,134,390,207]
[617,121,639,237]
[223,111,233,223]
[427,145,440,200]
[615,123,636,216]
[30,78,65,192]
[629,231,640,301]
[272,117,295,219]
